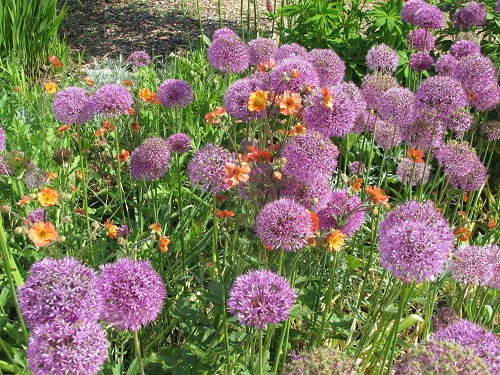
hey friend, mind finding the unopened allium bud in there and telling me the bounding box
[266,0,273,12]
[14,226,23,235]
[57,235,66,243]
[62,216,72,224]
[1,205,11,213]
[91,222,101,230]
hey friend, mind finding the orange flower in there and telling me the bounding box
[123,80,134,86]
[94,127,106,137]
[84,76,94,86]
[37,188,58,207]
[75,207,87,216]
[463,191,469,202]
[324,230,345,252]
[407,148,424,163]
[48,55,61,68]
[305,84,315,94]
[205,106,226,124]
[127,108,134,115]
[457,211,467,218]
[223,162,251,187]
[57,125,70,133]
[321,87,333,109]
[455,226,470,241]
[104,218,118,239]
[102,121,114,131]
[17,196,30,206]
[216,210,235,218]
[290,69,300,78]
[159,235,171,252]
[365,186,390,204]
[248,90,268,112]
[28,221,58,247]
[291,124,307,135]
[150,93,160,105]
[131,122,140,132]
[247,148,272,163]
[278,90,302,116]
[46,172,58,182]
[257,58,276,71]
[150,223,162,233]
[139,88,153,102]
[488,217,496,229]
[350,177,362,192]
[45,81,57,95]
[119,150,129,162]
[76,170,83,181]
[309,211,319,233]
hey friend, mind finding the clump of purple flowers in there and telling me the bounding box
[409,52,434,72]
[396,158,431,186]
[413,5,445,29]
[129,137,171,181]
[126,50,151,67]
[255,198,313,251]
[0,126,5,152]
[227,269,296,329]
[401,0,428,24]
[366,43,399,73]
[157,79,193,108]
[273,43,308,63]
[248,37,278,65]
[92,83,133,116]
[452,1,487,28]
[224,78,265,121]
[270,57,320,94]
[481,120,500,141]
[284,346,361,375]
[449,40,481,59]
[208,31,249,73]
[435,54,458,76]
[167,133,191,153]
[24,165,48,190]
[26,208,47,224]
[361,73,399,110]
[377,87,415,126]
[308,48,345,86]
[97,258,165,331]
[406,29,435,51]
[449,245,496,286]
[431,306,461,333]
[378,200,454,283]
[52,87,94,125]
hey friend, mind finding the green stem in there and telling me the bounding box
[133,330,145,375]
[259,328,264,375]
[176,154,186,276]
[113,119,125,222]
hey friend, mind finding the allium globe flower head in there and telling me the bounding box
[361,73,399,110]
[403,107,446,153]
[436,140,486,191]
[308,48,345,86]
[280,130,339,181]
[431,306,461,333]
[452,1,487,28]
[270,57,320,94]
[26,208,47,224]
[52,86,94,125]
[396,157,431,186]
[284,346,362,375]
[400,0,429,24]
[248,37,278,65]
[224,78,266,121]
[280,173,332,211]
[0,126,5,152]
[207,33,250,73]
[432,319,500,374]
[24,166,48,190]
[471,84,500,112]
[406,29,435,51]
[27,319,108,375]
[447,107,474,134]
[17,257,101,329]
[449,245,496,286]
[227,269,296,330]
[377,87,416,127]
[378,200,454,283]
[409,52,434,72]
[349,161,366,175]
[254,198,314,251]
[481,120,500,141]
[98,258,165,331]
[126,50,151,67]
[273,43,309,63]
[212,27,237,41]
[497,0,500,12]
[157,79,193,108]
[92,83,133,117]
[413,5,445,29]
[366,43,399,74]
[449,40,481,59]
[316,189,364,237]
[301,84,356,137]
[187,143,234,194]
[394,341,488,375]
[129,137,171,181]
[435,54,458,76]
[166,132,190,153]
[454,54,498,95]
[374,120,404,149]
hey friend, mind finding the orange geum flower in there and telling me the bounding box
[366,186,390,204]
[278,90,302,116]
[205,106,226,124]
[84,76,94,86]
[150,93,160,105]
[28,221,58,247]
[123,80,134,86]
[119,150,129,162]
[488,217,496,229]
[104,218,118,239]
[463,191,469,202]
[57,125,70,133]
[407,148,424,163]
[127,108,134,116]
[37,188,58,207]
[248,90,268,112]
[150,223,162,233]
[45,81,57,95]
[291,124,307,135]
[247,148,272,163]
[324,229,345,252]
[290,69,300,79]
[46,172,58,182]
[48,55,61,68]
[17,196,30,206]
[223,162,251,187]
[102,121,114,131]
[94,127,106,137]
[139,88,153,102]
[216,210,235,218]
[159,235,171,252]
[455,226,470,241]
[321,87,333,109]
[350,177,362,192]
[257,58,276,72]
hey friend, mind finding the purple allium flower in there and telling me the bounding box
[52,87,94,125]
[378,200,454,283]
[472,83,500,112]
[349,161,366,175]
[24,166,47,190]
[212,27,237,41]
[406,29,435,51]
[396,157,431,186]
[301,84,356,137]
[280,130,339,180]
[447,107,474,135]
[432,319,500,374]
[27,208,47,224]
[452,1,487,28]
[92,83,133,117]
[431,306,461,332]
[254,198,313,251]
[454,54,498,97]
[17,257,101,329]
[27,320,108,375]
[187,143,234,194]
[280,173,332,211]
[308,49,345,86]
[53,148,72,165]
[227,269,296,329]
[435,54,458,76]
[117,224,131,239]
[270,57,320,94]
[450,40,481,59]
[497,0,500,12]
[208,33,250,73]
[401,0,429,24]
[489,246,500,289]
[248,37,278,65]
[414,5,445,29]
[374,120,404,148]
[0,126,5,152]
[377,87,415,126]
[237,163,280,204]
[449,245,496,286]
[0,156,9,176]
[409,52,434,72]
[98,258,165,331]
[394,341,488,375]
[129,137,171,181]
[481,120,500,141]
[366,44,399,73]
[361,73,399,110]
[239,137,258,153]
[403,107,446,153]
[167,132,191,153]
[126,50,151,67]
[316,189,364,237]
[284,346,362,375]
[157,79,193,108]
[415,76,467,121]
[273,43,309,63]
[224,78,265,121]
[436,140,487,191]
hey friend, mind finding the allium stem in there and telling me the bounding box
[76,127,93,262]
[113,118,126,222]
[176,154,186,275]
[258,328,264,375]
[133,330,145,375]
